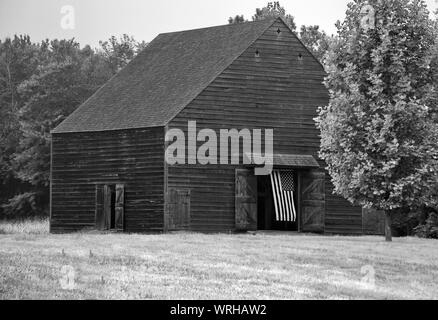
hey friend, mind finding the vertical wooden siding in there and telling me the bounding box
[168,20,362,233]
[51,127,164,233]
[325,182,363,234]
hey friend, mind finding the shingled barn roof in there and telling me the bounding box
[53,18,279,133]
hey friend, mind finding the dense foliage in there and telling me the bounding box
[0,35,146,218]
[414,211,438,239]
[299,25,330,63]
[316,0,438,240]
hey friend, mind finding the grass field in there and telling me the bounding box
[0,219,437,300]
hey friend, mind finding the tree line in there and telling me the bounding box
[0,34,147,217]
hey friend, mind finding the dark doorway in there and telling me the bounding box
[96,184,125,231]
[257,174,299,231]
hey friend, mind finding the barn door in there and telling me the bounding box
[115,184,125,231]
[95,185,105,230]
[95,184,112,230]
[235,169,257,231]
[300,170,325,233]
[103,185,112,230]
[167,189,191,230]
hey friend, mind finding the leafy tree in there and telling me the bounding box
[0,35,42,214]
[12,39,112,214]
[414,211,438,239]
[299,25,330,63]
[252,2,296,31]
[316,0,438,241]
[228,15,247,24]
[99,34,148,74]
[0,34,147,218]
[428,10,438,121]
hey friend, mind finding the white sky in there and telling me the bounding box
[1,0,437,48]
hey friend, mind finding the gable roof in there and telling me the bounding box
[53,18,279,133]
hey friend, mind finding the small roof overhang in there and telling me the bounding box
[243,153,320,169]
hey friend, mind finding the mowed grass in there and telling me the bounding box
[0,219,437,300]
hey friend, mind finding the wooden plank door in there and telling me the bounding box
[103,185,112,230]
[300,170,325,233]
[167,189,191,231]
[235,169,257,231]
[95,184,112,231]
[95,185,105,230]
[115,184,125,231]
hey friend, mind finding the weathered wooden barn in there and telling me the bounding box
[50,17,369,234]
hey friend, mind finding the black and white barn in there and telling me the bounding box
[50,18,381,234]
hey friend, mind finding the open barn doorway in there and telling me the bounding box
[257,173,299,232]
[95,184,125,231]
[235,168,300,232]
[235,160,325,233]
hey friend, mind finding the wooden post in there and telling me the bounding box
[385,211,392,242]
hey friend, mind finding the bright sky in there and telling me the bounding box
[1,0,437,48]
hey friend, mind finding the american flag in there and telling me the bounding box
[270,170,297,222]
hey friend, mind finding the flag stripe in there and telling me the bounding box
[286,191,291,222]
[275,172,284,221]
[270,172,280,221]
[276,172,285,221]
[275,171,284,221]
[292,193,298,221]
[290,192,296,221]
[284,183,290,222]
[286,191,292,222]
[280,172,286,221]
[271,171,280,221]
